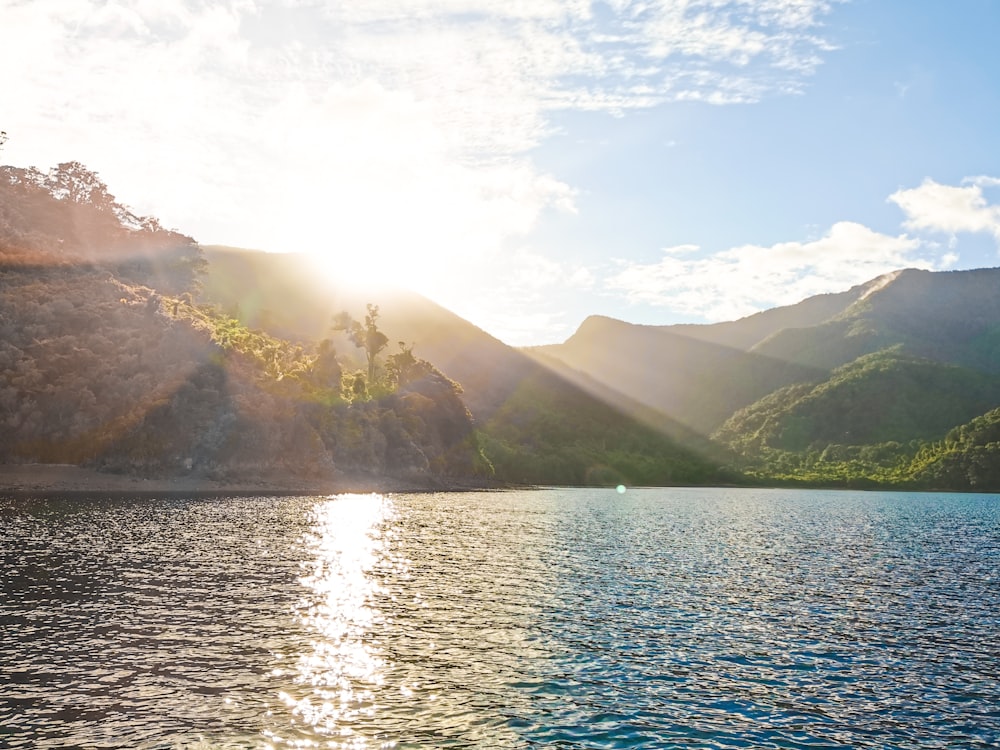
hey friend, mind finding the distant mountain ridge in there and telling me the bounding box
[664,276,883,351]
[537,266,1000,489]
[750,268,1000,371]
[537,267,1000,427]
[531,314,828,434]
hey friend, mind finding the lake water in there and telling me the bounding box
[1,487,998,749]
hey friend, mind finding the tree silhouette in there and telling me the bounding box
[333,304,389,385]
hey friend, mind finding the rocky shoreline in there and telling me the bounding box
[0,464,508,498]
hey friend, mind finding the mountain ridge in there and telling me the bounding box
[5,158,1000,490]
[537,265,1000,489]
[1,164,729,488]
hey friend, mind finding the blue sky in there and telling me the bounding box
[3,1,1000,344]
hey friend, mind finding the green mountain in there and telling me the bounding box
[1,162,729,487]
[750,268,1000,372]
[197,247,732,487]
[714,349,1000,453]
[7,159,999,490]
[540,268,1000,489]
[909,407,1000,490]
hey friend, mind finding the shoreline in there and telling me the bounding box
[0,464,510,499]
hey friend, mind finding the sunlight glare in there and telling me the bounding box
[286,493,397,742]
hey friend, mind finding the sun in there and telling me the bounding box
[297,232,444,298]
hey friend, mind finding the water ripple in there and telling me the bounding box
[1,488,998,748]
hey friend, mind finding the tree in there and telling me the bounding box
[0,131,7,152]
[333,304,389,385]
[386,341,433,387]
[310,338,343,390]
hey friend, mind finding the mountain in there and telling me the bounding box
[714,349,1000,453]
[539,268,1000,429]
[1,162,729,487]
[909,407,1000,490]
[199,245,535,420]
[530,315,827,434]
[668,282,870,350]
[539,267,1000,489]
[198,246,732,486]
[750,268,1000,372]
[0,164,486,485]
[8,159,999,490]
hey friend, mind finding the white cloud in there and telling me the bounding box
[889,177,1000,241]
[605,175,1000,324]
[965,175,1000,188]
[2,0,839,184]
[1,0,841,342]
[605,221,949,321]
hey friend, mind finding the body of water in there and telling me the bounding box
[1,487,998,748]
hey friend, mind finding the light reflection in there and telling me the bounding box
[283,493,397,745]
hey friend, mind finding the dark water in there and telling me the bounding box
[2,488,999,749]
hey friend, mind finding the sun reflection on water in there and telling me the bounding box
[270,493,399,748]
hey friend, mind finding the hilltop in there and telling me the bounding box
[1,161,730,490]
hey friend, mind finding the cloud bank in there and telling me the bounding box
[18,1,978,344]
[2,1,839,284]
[890,178,1000,242]
[604,176,1000,323]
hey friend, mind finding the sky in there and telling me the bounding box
[3,0,1000,345]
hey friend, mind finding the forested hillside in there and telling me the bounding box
[0,162,488,485]
[542,268,1000,490]
[1,161,729,487]
[909,408,1000,490]
[7,157,998,491]
[715,350,1000,452]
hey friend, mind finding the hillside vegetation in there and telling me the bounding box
[1,160,728,487]
[715,349,1000,452]
[909,408,1000,490]
[0,162,488,484]
[196,249,730,486]
[6,157,1000,491]
[542,269,1000,491]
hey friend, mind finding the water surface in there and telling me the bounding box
[2,488,998,748]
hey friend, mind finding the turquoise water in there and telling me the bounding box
[1,488,998,748]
